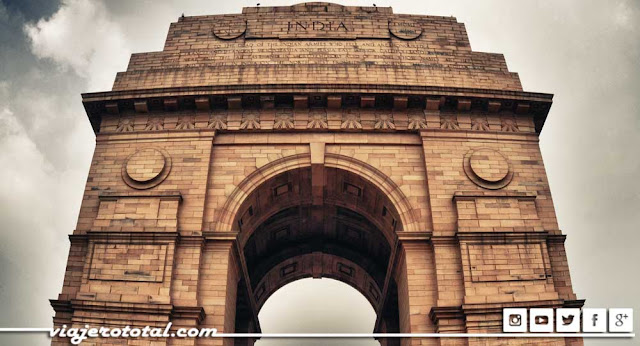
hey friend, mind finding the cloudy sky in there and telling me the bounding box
[0,1,638,345]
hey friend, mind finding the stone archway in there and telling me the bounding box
[215,152,421,234]
[228,164,405,346]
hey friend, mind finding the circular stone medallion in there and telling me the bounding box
[389,19,422,40]
[463,148,513,190]
[122,148,172,189]
[126,149,166,183]
[469,149,509,183]
[212,18,247,40]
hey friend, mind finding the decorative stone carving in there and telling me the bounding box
[212,19,247,40]
[145,116,164,131]
[240,110,260,130]
[122,148,172,189]
[126,149,165,183]
[471,115,490,131]
[341,108,362,129]
[274,109,294,129]
[389,19,422,40]
[501,116,519,132]
[407,109,427,130]
[100,96,545,136]
[307,108,328,129]
[208,110,228,130]
[115,117,134,132]
[175,115,196,130]
[374,111,395,130]
[440,114,460,130]
[463,148,513,189]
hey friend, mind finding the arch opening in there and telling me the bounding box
[255,278,379,346]
[230,166,403,345]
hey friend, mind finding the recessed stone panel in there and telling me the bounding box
[92,193,181,232]
[468,243,547,283]
[89,243,168,282]
[454,192,543,232]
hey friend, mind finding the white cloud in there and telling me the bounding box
[0,108,52,187]
[24,0,130,91]
[613,1,637,29]
[0,81,8,98]
[0,93,91,334]
[0,107,63,318]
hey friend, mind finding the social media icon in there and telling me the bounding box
[535,316,549,324]
[503,308,527,332]
[556,308,580,332]
[509,314,522,326]
[583,308,607,332]
[530,308,554,332]
[608,308,633,333]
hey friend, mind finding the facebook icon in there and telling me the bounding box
[583,308,607,332]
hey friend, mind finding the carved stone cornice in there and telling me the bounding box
[429,306,464,323]
[178,235,206,247]
[98,190,182,202]
[82,231,179,242]
[429,306,466,333]
[457,231,549,243]
[51,299,206,325]
[430,235,458,246]
[83,87,552,134]
[462,299,565,314]
[452,190,537,202]
[70,299,174,315]
[397,231,432,242]
[83,85,553,104]
[563,299,586,308]
[202,231,240,241]
[171,306,206,324]
[50,299,73,313]
[547,234,568,244]
[68,234,89,244]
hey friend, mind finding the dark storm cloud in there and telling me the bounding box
[1,0,60,21]
[0,0,36,78]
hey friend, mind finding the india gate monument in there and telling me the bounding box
[51,2,582,345]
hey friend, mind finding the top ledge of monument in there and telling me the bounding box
[241,2,393,15]
[110,2,523,93]
[178,2,458,23]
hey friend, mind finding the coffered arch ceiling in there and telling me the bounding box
[232,166,402,310]
[234,167,403,243]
